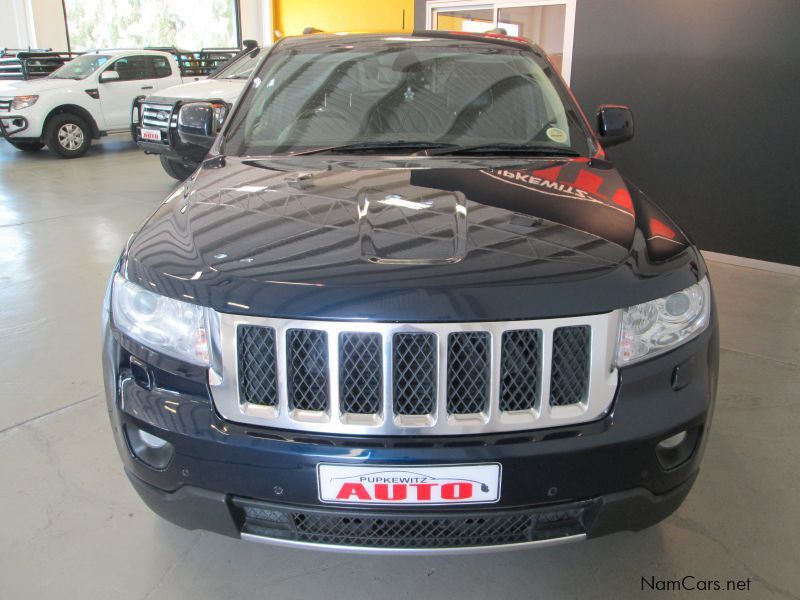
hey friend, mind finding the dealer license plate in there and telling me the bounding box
[140,128,162,142]
[317,463,501,505]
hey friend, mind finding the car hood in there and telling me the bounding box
[124,156,700,321]
[147,78,245,104]
[0,77,77,96]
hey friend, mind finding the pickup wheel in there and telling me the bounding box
[45,114,91,158]
[9,140,45,152]
[159,156,196,180]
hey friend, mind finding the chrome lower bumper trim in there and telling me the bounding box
[240,532,587,555]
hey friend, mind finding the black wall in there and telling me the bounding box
[415,0,800,265]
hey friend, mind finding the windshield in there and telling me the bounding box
[51,54,110,80]
[225,36,593,157]
[214,47,267,80]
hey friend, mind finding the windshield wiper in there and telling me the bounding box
[422,143,581,157]
[288,141,461,156]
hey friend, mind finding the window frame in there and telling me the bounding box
[425,0,577,84]
[102,54,161,82]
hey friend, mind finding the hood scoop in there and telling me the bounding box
[358,189,467,265]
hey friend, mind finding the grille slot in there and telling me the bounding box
[287,329,329,412]
[447,332,490,415]
[238,325,278,407]
[234,498,596,549]
[500,329,541,412]
[392,333,437,416]
[339,332,382,415]
[550,326,591,406]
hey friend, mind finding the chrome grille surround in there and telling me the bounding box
[140,102,177,131]
[209,311,621,436]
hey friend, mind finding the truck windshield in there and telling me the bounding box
[215,47,267,80]
[51,54,110,80]
[226,36,593,157]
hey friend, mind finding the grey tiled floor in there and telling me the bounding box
[1,139,798,599]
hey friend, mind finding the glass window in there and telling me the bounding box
[64,0,238,51]
[226,39,591,157]
[214,47,269,80]
[107,55,155,81]
[150,56,172,78]
[434,6,495,33]
[497,5,566,74]
[51,54,111,80]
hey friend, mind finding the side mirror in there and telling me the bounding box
[99,70,120,83]
[177,102,227,149]
[596,105,634,147]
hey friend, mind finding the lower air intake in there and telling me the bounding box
[233,498,597,550]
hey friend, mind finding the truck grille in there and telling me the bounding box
[140,102,176,131]
[233,498,597,551]
[0,98,11,112]
[215,312,619,436]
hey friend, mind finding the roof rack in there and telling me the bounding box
[144,46,242,77]
[0,49,82,81]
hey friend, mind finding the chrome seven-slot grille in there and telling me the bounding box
[212,313,619,436]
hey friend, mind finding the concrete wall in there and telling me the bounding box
[240,0,271,44]
[2,0,33,48]
[29,0,69,49]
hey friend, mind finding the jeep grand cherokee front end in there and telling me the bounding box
[102,31,718,553]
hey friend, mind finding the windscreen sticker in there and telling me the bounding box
[546,127,568,144]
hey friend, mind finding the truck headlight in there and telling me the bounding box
[12,95,38,110]
[111,274,212,366]
[615,277,711,366]
[211,102,228,128]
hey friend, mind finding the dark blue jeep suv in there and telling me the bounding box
[102,31,718,553]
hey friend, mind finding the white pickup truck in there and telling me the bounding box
[0,49,203,158]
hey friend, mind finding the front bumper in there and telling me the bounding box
[103,311,718,552]
[131,97,210,165]
[127,469,698,554]
[0,114,30,137]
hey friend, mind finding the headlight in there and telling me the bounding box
[111,274,212,366]
[12,95,38,110]
[615,277,711,366]
[211,102,228,128]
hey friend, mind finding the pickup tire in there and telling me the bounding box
[160,156,196,180]
[9,140,45,152]
[45,113,91,158]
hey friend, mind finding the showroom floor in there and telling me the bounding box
[1,139,798,599]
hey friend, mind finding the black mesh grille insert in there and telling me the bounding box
[292,513,532,548]
[237,325,278,406]
[447,332,490,415]
[287,329,329,412]
[392,333,437,416]
[550,326,591,406]
[235,498,595,549]
[339,332,383,415]
[500,329,541,411]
